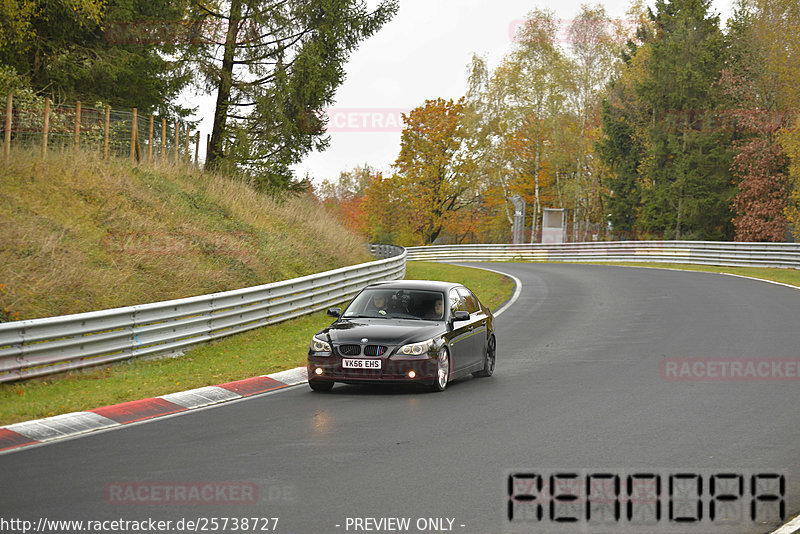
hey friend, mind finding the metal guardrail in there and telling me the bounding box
[405,241,800,269]
[369,244,405,259]
[3,240,795,382]
[0,248,406,382]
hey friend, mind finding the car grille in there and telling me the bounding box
[338,344,361,356]
[364,345,387,356]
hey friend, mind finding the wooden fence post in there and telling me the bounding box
[161,118,166,164]
[4,93,11,162]
[103,105,110,160]
[74,101,81,150]
[42,97,50,160]
[174,120,179,165]
[130,108,137,164]
[148,115,154,163]
[194,131,200,166]
[184,127,190,164]
[206,134,210,165]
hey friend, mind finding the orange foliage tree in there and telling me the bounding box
[316,166,373,236]
[392,98,479,245]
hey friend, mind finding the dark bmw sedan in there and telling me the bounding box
[307,280,496,392]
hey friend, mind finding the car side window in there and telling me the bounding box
[449,289,465,316]
[457,288,480,314]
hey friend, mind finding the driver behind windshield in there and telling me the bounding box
[370,293,388,315]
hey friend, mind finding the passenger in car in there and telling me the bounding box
[424,298,444,320]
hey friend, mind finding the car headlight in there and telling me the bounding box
[310,336,331,353]
[398,339,434,356]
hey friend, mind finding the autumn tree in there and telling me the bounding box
[502,10,566,240]
[746,0,800,239]
[718,5,793,241]
[316,165,373,235]
[393,98,478,245]
[563,5,626,240]
[730,139,791,240]
[464,54,518,242]
[463,6,627,243]
[783,130,800,239]
[360,172,412,245]
[463,10,567,242]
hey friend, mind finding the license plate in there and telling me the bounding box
[342,359,381,369]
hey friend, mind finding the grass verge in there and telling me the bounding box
[0,261,513,425]
[0,148,370,320]
[587,262,800,287]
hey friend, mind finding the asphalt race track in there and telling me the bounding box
[2,263,798,534]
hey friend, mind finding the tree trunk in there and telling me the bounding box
[532,153,540,243]
[498,171,514,225]
[555,162,563,208]
[531,114,541,244]
[206,0,243,170]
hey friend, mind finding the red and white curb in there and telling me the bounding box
[0,367,308,454]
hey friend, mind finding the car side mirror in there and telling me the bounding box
[327,307,341,318]
[453,310,470,321]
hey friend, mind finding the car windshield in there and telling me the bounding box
[343,289,446,321]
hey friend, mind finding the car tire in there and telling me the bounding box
[309,380,334,392]
[430,348,450,392]
[473,334,496,378]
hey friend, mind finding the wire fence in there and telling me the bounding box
[1,93,202,166]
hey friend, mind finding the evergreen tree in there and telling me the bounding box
[635,0,734,240]
[597,99,644,237]
[0,0,192,115]
[194,0,398,192]
[596,8,654,238]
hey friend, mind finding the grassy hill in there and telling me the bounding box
[0,149,371,321]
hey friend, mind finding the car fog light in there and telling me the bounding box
[408,371,416,379]
[315,367,324,375]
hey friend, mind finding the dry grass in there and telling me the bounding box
[0,148,370,320]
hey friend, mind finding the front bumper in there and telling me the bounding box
[307,353,438,384]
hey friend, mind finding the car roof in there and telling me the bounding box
[364,280,462,292]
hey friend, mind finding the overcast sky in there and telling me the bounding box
[185,0,736,185]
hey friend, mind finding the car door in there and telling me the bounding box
[457,287,487,368]
[446,288,472,373]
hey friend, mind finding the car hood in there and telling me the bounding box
[317,318,444,346]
